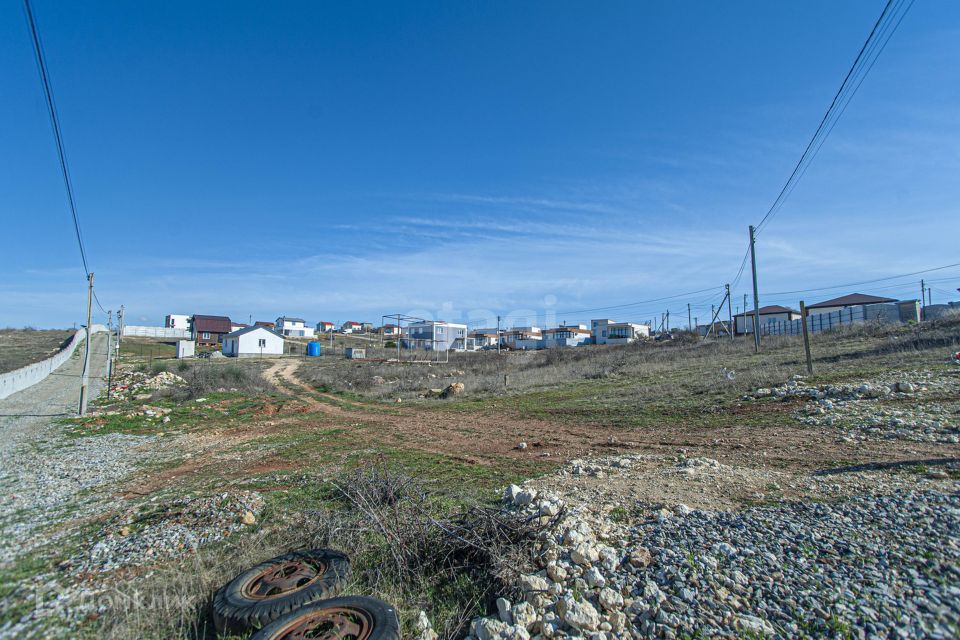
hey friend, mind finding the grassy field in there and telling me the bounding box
[0,328,74,374]
[9,315,958,639]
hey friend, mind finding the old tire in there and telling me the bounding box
[251,596,400,640]
[212,549,350,634]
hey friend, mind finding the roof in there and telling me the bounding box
[255,321,275,327]
[224,325,284,339]
[544,327,590,334]
[318,321,334,325]
[808,293,898,309]
[193,315,232,333]
[344,321,361,325]
[734,305,799,318]
[278,316,306,323]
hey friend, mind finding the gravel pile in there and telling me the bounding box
[465,464,960,640]
[107,370,186,401]
[70,491,265,574]
[750,370,959,443]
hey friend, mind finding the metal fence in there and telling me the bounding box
[759,306,871,337]
[0,325,108,400]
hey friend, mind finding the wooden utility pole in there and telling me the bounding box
[726,283,733,341]
[800,300,813,374]
[749,225,761,353]
[79,272,94,415]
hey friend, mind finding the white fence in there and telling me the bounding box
[122,325,191,339]
[0,325,109,401]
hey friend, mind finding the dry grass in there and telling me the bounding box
[148,359,275,400]
[296,316,960,408]
[0,328,74,374]
[98,463,549,640]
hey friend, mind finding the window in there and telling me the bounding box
[258,338,266,348]
[202,332,210,339]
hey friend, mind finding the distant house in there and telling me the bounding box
[165,314,191,331]
[469,329,500,348]
[255,321,276,329]
[341,321,362,334]
[403,320,468,351]
[591,319,650,345]
[316,321,335,333]
[193,315,232,346]
[361,322,374,332]
[381,324,401,337]
[807,293,898,316]
[542,326,592,348]
[276,316,315,338]
[500,327,543,350]
[734,305,802,335]
[222,325,284,357]
[230,322,250,333]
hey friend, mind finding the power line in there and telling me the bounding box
[761,261,960,297]
[23,0,90,277]
[754,0,913,236]
[553,286,722,317]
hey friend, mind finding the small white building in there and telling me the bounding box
[403,320,468,350]
[734,305,802,335]
[591,319,650,345]
[542,326,592,348]
[222,326,285,357]
[316,321,336,333]
[276,316,315,338]
[341,321,362,334]
[165,314,191,331]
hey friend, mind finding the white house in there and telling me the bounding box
[402,320,468,350]
[734,305,802,335]
[591,319,650,345]
[469,329,500,348]
[542,326,592,348]
[165,314,191,331]
[501,327,543,350]
[316,321,335,333]
[222,326,284,357]
[276,316,315,338]
[341,321,362,334]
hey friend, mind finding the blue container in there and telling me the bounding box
[306,341,321,357]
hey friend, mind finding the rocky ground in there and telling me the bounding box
[461,455,960,640]
[750,367,960,444]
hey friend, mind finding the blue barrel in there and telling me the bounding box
[307,341,321,357]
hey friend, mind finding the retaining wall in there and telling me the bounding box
[0,325,108,400]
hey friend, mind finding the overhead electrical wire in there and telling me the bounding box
[23,0,90,277]
[754,0,913,236]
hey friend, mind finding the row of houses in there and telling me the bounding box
[164,315,381,344]
[396,318,652,351]
[703,293,923,336]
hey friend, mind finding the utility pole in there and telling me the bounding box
[749,225,761,353]
[116,305,125,360]
[921,279,925,309]
[496,315,501,354]
[800,301,813,374]
[106,310,114,400]
[79,273,94,416]
[726,284,733,341]
[687,303,692,331]
[927,287,932,306]
[665,310,670,332]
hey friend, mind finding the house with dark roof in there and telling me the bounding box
[807,293,898,315]
[733,305,801,335]
[192,315,232,346]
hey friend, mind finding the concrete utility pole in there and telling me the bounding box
[497,315,501,355]
[921,279,925,309]
[117,305,125,358]
[749,225,761,353]
[106,310,114,400]
[687,303,692,331]
[79,272,94,416]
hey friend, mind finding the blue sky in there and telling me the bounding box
[2,1,958,329]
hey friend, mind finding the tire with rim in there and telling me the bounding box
[251,596,400,640]
[212,549,350,634]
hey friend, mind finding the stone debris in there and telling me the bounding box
[749,369,959,443]
[106,370,187,401]
[466,461,960,640]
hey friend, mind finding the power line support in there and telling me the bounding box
[78,272,93,416]
[687,303,692,331]
[497,315,501,355]
[106,310,114,400]
[726,283,733,341]
[800,300,813,375]
[749,225,761,353]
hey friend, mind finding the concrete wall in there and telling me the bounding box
[123,325,191,339]
[0,325,108,400]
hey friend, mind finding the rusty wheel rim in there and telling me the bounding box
[271,606,374,640]
[240,559,325,599]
